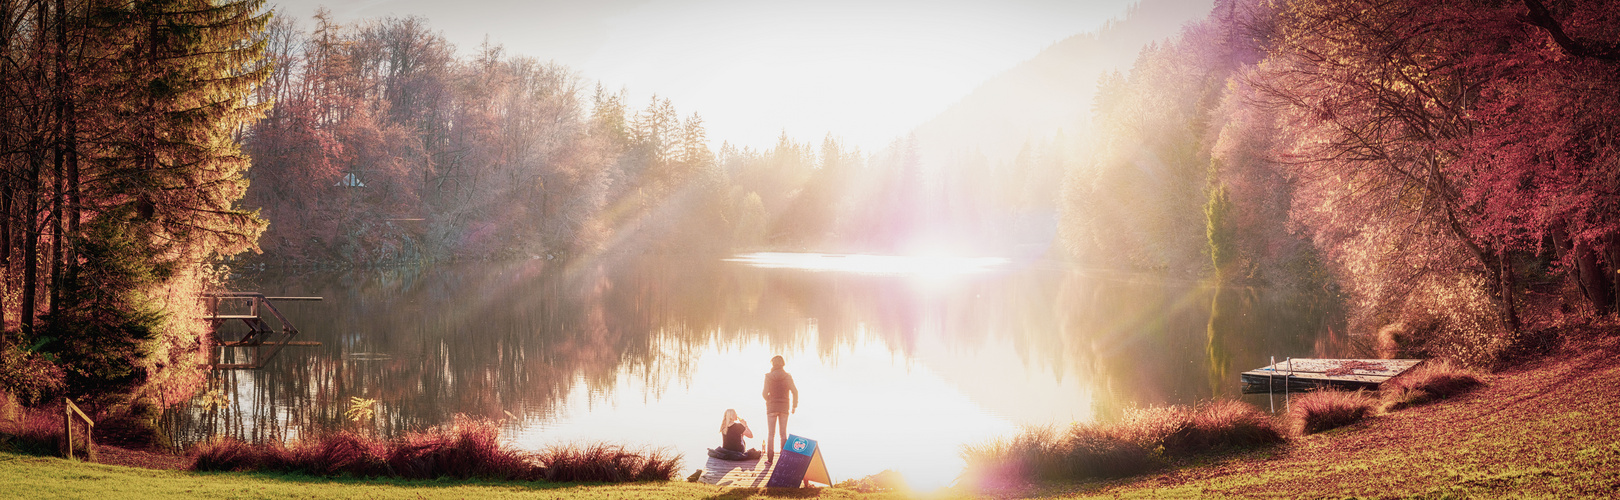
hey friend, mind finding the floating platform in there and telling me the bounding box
[694,455,779,487]
[1241,358,1423,393]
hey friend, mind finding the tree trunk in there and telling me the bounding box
[51,0,66,319]
[53,0,76,315]
[1500,251,1520,332]
[21,0,48,334]
[0,0,11,341]
[1,171,9,339]
[1606,234,1620,317]
[23,148,40,333]
[1572,239,1613,316]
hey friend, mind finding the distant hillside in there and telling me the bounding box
[912,0,1214,162]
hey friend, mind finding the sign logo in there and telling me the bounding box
[793,439,807,452]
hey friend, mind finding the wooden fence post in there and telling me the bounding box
[62,401,70,459]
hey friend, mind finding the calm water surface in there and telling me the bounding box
[171,255,1349,489]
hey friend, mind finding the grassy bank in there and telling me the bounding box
[1032,333,1620,498]
[5,334,1616,498]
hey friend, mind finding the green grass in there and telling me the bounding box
[0,451,918,499]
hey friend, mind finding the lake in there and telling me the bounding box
[169,253,1348,490]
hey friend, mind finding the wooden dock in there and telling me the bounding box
[693,455,780,487]
[202,293,322,369]
[1241,358,1422,393]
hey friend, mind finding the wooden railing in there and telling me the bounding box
[202,293,322,369]
[63,398,94,461]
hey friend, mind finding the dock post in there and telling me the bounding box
[1268,356,1275,413]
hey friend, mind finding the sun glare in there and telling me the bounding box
[508,329,1027,491]
[725,252,1011,276]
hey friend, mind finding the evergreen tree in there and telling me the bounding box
[35,0,270,405]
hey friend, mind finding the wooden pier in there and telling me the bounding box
[1241,358,1422,393]
[694,456,780,487]
[202,293,322,369]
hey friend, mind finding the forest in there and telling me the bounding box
[0,0,1617,436]
[1061,0,1620,366]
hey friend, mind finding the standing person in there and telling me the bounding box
[761,355,798,463]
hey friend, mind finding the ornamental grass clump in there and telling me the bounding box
[294,432,389,477]
[1381,359,1484,411]
[959,425,1096,488]
[190,437,277,472]
[193,433,386,476]
[535,442,681,482]
[0,404,96,458]
[1289,389,1378,434]
[1052,424,1162,478]
[387,415,537,480]
[193,414,677,481]
[959,399,1282,489]
[1161,400,1286,456]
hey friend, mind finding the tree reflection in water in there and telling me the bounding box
[167,257,1344,486]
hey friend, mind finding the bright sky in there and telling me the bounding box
[267,0,1141,152]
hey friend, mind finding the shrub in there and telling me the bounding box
[1382,359,1484,411]
[0,345,65,406]
[1289,389,1377,434]
[95,400,167,451]
[0,403,94,458]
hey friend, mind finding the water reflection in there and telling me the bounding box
[170,256,1343,490]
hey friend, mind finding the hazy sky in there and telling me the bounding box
[268,0,1148,152]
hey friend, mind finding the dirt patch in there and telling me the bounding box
[94,445,193,470]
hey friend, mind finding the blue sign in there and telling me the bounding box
[766,434,830,487]
[784,435,816,456]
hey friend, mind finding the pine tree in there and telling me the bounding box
[34,0,272,404]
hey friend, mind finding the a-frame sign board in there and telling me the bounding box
[765,434,830,487]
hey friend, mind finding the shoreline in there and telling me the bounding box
[5,328,1617,498]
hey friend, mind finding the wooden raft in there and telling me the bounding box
[694,456,780,487]
[1241,358,1422,393]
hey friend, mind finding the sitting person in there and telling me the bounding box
[706,409,762,461]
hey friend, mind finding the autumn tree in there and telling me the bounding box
[0,0,271,406]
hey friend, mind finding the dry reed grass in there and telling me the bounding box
[534,442,681,482]
[0,404,94,459]
[1162,400,1285,455]
[1288,389,1377,434]
[960,399,1283,488]
[1381,359,1484,411]
[192,414,680,482]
